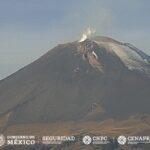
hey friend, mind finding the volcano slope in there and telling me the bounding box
[0,36,150,136]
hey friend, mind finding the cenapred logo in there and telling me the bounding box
[117,135,127,145]
[0,134,5,147]
[82,135,92,145]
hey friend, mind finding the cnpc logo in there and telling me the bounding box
[82,135,92,145]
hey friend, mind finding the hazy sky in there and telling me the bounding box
[0,0,150,79]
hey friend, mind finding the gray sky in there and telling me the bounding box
[0,0,150,80]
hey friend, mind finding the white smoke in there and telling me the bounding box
[79,27,96,42]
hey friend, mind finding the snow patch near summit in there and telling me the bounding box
[94,40,150,75]
[92,51,98,59]
[109,43,147,70]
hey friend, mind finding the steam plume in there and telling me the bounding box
[79,27,96,42]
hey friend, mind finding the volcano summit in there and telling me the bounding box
[0,36,150,134]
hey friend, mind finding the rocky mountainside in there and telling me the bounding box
[0,36,150,125]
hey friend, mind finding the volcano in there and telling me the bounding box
[0,36,150,129]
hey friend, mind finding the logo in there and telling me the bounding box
[127,136,150,144]
[82,135,92,145]
[92,136,109,144]
[117,135,127,145]
[0,134,5,147]
[7,135,36,145]
[42,136,75,145]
